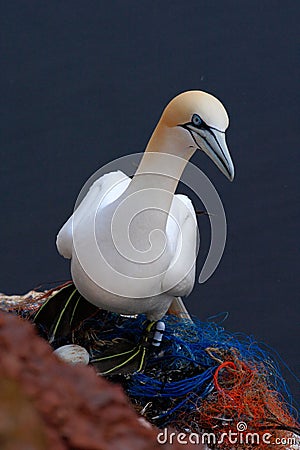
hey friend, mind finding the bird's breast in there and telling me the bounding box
[71,199,174,301]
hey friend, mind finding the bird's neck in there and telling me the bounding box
[122,125,195,231]
[129,124,195,194]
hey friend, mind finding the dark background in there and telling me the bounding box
[1,1,299,401]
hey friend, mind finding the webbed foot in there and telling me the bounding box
[91,320,165,375]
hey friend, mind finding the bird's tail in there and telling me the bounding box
[167,297,193,322]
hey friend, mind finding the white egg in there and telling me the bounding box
[54,344,90,366]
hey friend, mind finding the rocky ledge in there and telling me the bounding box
[0,309,202,450]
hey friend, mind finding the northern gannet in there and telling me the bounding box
[35,91,234,374]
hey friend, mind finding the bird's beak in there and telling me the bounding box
[187,127,235,181]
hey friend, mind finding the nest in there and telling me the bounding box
[2,286,300,450]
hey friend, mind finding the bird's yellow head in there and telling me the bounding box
[162,91,228,130]
[159,90,234,181]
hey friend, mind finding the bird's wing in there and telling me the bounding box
[162,194,197,297]
[56,170,130,259]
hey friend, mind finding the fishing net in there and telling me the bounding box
[5,286,299,450]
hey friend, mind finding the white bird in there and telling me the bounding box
[40,90,234,374]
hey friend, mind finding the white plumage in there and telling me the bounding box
[56,90,234,321]
[57,170,197,320]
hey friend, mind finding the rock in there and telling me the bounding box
[0,311,199,450]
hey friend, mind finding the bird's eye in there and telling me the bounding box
[192,114,202,127]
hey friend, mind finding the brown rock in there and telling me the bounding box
[0,311,200,450]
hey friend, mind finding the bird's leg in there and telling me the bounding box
[91,298,193,376]
[91,320,165,376]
